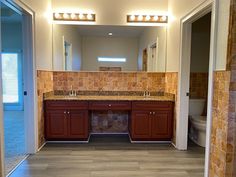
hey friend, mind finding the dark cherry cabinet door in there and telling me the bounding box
[68,110,89,139]
[46,110,67,139]
[131,111,151,139]
[151,111,172,139]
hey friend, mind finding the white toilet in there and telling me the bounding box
[189,99,207,147]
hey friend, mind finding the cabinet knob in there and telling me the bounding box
[153,112,155,115]
[150,112,152,115]
[108,104,112,107]
[67,111,70,114]
[64,111,67,114]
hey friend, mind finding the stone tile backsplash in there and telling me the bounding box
[190,72,208,99]
[91,111,128,133]
[53,72,167,92]
[37,71,53,148]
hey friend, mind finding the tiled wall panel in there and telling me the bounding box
[165,72,178,144]
[37,71,53,148]
[210,71,231,177]
[91,111,128,133]
[53,72,167,92]
[190,73,208,99]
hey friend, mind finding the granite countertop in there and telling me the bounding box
[44,95,175,102]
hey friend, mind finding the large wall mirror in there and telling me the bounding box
[52,24,167,72]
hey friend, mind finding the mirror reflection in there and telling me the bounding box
[53,25,167,72]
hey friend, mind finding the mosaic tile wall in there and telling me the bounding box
[210,71,231,177]
[37,71,179,146]
[165,72,178,144]
[53,72,166,92]
[190,72,208,99]
[91,111,128,133]
[37,71,53,148]
[52,71,178,135]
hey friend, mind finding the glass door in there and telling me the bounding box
[1,52,23,110]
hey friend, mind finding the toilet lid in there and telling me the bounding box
[190,116,207,123]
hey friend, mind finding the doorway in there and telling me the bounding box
[188,13,211,148]
[0,0,37,176]
[1,2,26,175]
[177,1,218,177]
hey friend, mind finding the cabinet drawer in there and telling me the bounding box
[89,101,131,110]
[45,100,88,110]
[132,101,173,111]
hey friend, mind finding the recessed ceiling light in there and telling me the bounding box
[108,32,113,36]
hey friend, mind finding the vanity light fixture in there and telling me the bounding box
[127,14,168,23]
[53,12,96,22]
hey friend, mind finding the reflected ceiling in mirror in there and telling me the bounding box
[53,24,167,72]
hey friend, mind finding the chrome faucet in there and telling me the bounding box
[69,85,77,97]
[144,90,151,97]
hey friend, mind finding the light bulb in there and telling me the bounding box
[70,13,76,19]
[130,15,135,21]
[79,14,84,19]
[138,15,143,21]
[145,15,151,21]
[108,32,113,36]
[161,16,167,21]
[154,16,159,21]
[87,14,93,20]
[54,13,61,19]
[63,13,69,19]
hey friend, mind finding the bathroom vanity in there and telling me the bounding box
[44,94,174,142]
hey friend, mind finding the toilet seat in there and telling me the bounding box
[190,116,206,124]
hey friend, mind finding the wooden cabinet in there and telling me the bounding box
[131,111,151,139]
[44,99,174,142]
[130,101,174,141]
[89,101,131,110]
[45,101,89,140]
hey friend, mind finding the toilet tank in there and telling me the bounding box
[189,99,206,116]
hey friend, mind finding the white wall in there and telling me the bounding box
[167,0,231,72]
[53,24,82,70]
[52,0,168,26]
[14,0,53,70]
[82,36,139,71]
[138,27,167,72]
[190,13,211,73]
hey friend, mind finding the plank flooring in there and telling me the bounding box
[9,135,205,177]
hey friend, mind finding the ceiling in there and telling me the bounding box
[74,25,151,37]
[1,3,22,23]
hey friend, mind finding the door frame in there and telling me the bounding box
[176,0,218,177]
[0,0,37,175]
